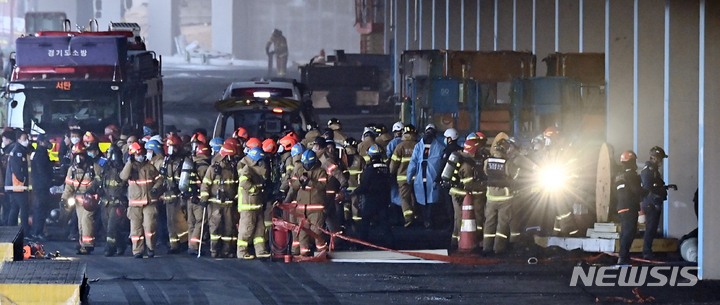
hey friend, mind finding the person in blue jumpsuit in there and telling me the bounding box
[407,124,445,228]
[640,146,672,260]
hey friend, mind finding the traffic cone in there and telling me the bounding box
[458,193,478,251]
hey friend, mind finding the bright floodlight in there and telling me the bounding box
[539,168,567,190]
[67,198,76,206]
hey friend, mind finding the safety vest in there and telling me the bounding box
[486,158,509,188]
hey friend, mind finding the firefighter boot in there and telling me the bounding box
[104,243,117,257]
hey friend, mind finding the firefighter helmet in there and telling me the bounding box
[392,121,405,132]
[233,127,249,140]
[368,144,382,157]
[443,128,459,141]
[83,132,98,144]
[248,147,265,162]
[543,126,559,138]
[104,125,119,136]
[327,118,341,128]
[344,137,358,148]
[191,132,207,144]
[301,150,317,165]
[262,138,278,154]
[621,150,637,162]
[209,137,224,153]
[246,138,261,149]
[220,143,235,157]
[278,136,296,152]
[291,143,305,157]
[71,142,87,155]
[129,142,145,155]
[145,140,163,155]
[82,193,99,212]
[195,143,211,157]
[376,124,387,135]
[463,138,481,156]
[649,146,668,159]
[224,138,241,151]
[403,124,416,135]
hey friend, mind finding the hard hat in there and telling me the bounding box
[368,144,382,157]
[376,124,387,134]
[649,146,668,159]
[191,132,207,144]
[306,121,319,130]
[150,135,163,143]
[262,138,278,154]
[621,150,637,162]
[104,125,119,135]
[195,142,211,157]
[443,128,459,141]
[165,135,182,154]
[248,147,265,162]
[327,118,341,127]
[246,138,261,149]
[403,124,416,134]
[362,126,376,137]
[209,137,224,152]
[543,126,559,138]
[233,127,249,140]
[224,138,242,151]
[291,143,306,157]
[82,193,99,212]
[425,124,436,131]
[71,142,87,155]
[531,134,545,144]
[145,140,163,155]
[466,131,486,141]
[463,138,481,156]
[493,139,509,156]
[344,137,359,148]
[129,142,145,155]
[220,143,235,157]
[301,150,317,165]
[392,121,405,132]
[278,136,296,152]
[83,132,97,144]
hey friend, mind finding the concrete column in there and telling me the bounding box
[605,0,633,156]
[420,0,432,49]
[516,0,534,52]
[701,0,720,281]
[496,0,514,50]
[582,0,604,52]
[479,0,495,51]
[447,0,462,50]
[435,0,446,49]
[666,0,699,238]
[535,0,555,76]
[211,0,247,59]
[147,0,179,56]
[557,0,579,52]
[636,1,664,164]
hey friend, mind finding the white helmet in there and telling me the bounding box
[443,128,459,141]
[392,121,405,132]
[425,123,436,131]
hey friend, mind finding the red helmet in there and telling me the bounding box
[191,133,207,144]
[233,127,249,140]
[463,138,481,156]
[246,137,261,149]
[224,138,242,151]
[165,135,183,155]
[219,143,236,157]
[71,142,87,155]
[129,142,145,155]
[104,125,119,136]
[543,127,559,138]
[83,132,98,144]
[195,142,211,157]
[284,131,300,142]
[262,138,278,154]
[278,136,296,151]
[621,150,637,162]
[82,193,99,212]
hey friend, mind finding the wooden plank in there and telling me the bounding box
[595,143,613,222]
[615,238,678,253]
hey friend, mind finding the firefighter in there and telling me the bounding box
[300,121,320,147]
[316,138,349,233]
[483,139,517,254]
[286,150,328,256]
[261,138,280,229]
[200,143,240,258]
[120,142,163,258]
[616,150,647,264]
[327,118,347,145]
[87,144,129,256]
[5,131,31,238]
[0,130,13,226]
[232,127,249,143]
[352,144,392,243]
[145,140,165,170]
[278,136,296,185]
[280,143,305,203]
[389,124,418,227]
[442,129,462,157]
[641,146,670,260]
[358,126,378,163]
[344,138,365,228]
[160,135,191,253]
[441,128,463,229]
[236,147,271,259]
[449,138,486,246]
[83,132,99,148]
[375,124,393,150]
[407,124,445,228]
[186,143,212,256]
[245,137,261,155]
[385,122,405,160]
[209,137,224,156]
[30,134,53,241]
[61,143,101,254]
[265,29,289,77]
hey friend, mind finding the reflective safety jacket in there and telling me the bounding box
[62,162,102,203]
[200,157,239,205]
[346,152,365,192]
[300,130,321,147]
[149,153,164,171]
[484,157,514,202]
[641,160,667,206]
[188,156,211,199]
[238,156,269,211]
[120,160,163,206]
[280,156,302,201]
[289,165,328,206]
[358,137,378,163]
[386,137,402,160]
[161,155,192,201]
[389,133,417,184]
[615,168,646,213]
[450,154,485,196]
[375,133,393,150]
[320,153,348,195]
[87,163,128,205]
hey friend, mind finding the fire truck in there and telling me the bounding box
[4,21,163,160]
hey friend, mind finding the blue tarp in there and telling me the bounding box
[15,35,127,67]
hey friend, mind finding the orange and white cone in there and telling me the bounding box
[458,193,478,251]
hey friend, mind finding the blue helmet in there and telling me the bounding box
[247,147,265,162]
[291,143,305,157]
[301,150,317,165]
[368,143,382,157]
[145,140,163,155]
[209,137,224,153]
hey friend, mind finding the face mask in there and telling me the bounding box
[1,142,5,149]
[146,152,153,160]
[87,152,95,158]
[135,155,146,162]
[278,146,285,154]
[168,146,175,156]
[19,140,29,147]
[71,137,80,145]
[444,138,450,145]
